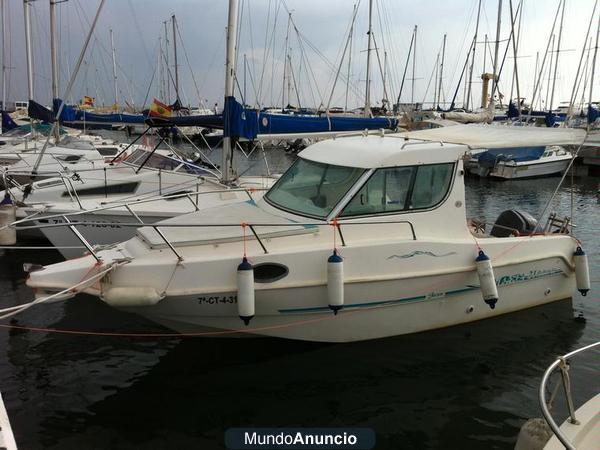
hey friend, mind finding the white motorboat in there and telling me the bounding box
[515,341,599,450]
[468,145,573,179]
[5,147,274,256]
[25,134,591,342]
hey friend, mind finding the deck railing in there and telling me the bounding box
[539,341,600,450]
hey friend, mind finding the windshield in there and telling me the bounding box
[265,158,365,219]
[124,148,182,170]
[123,148,215,176]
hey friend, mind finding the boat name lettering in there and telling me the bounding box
[497,268,563,286]
[198,295,237,305]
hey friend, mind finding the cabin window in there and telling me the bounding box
[265,158,365,219]
[408,163,454,209]
[341,167,414,216]
[123,148,181,171]
[341,163,454,217]
[62,181,139,197]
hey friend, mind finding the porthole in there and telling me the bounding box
[253,263,289,283]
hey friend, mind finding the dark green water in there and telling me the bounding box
[0,140,598,449]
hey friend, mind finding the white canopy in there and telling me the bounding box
[397,124,588,149]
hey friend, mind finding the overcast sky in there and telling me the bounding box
[2,0,598,111]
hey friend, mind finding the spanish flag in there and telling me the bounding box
[149,98,172,117]
[82,95,94,107]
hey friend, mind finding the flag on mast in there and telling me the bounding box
[149,98,172,117]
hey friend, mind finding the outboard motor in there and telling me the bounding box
[490,210,538,237]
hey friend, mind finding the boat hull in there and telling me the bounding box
[122,253,575,342]
[490,158,571,179]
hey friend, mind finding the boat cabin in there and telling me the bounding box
[262,135,470,237]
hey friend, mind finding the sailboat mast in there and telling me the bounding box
[433,52,439,108]
[345,4,356,113]
[549,0,566,112]
[588,5,600,129]
[243,53,247,107]
[364,0,373,117]
[490,0,502,106]
[411,25,417,105]
[438,33,446,109]
[110,29,118,109]
[163,20,170,101]
[1,0,6,118]
[172,14,179,102]
[282,12,291,111]
[466,0,482,110]
[23,0,34,101]
[222,0,238,183]
[509,0,522,120]
[49,0,60,140]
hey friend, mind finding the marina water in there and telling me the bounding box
[0,136,598,449]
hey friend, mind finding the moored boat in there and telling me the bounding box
[25,134,591,342]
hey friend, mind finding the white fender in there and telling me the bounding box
[573,246,590,296]
[237,257,255,325]
[327,250,344,314]
[102,287,164,307]
[476,250,498,309]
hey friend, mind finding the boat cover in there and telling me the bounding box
[477,146,546,168]
[398,123,587,149]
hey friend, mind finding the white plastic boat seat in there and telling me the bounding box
[136,200,320,249]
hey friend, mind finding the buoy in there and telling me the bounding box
[573,246,590,296]
[475,250,498,309]
[327,250,344,314]
[0,194,16,246]
[237,257,255,325]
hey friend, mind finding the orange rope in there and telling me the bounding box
[331,218,339,253]
[71,260,104,293]
[241,222,248,258]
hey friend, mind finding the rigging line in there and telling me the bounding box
[322,2,360,106]
[567,0,598,121]
[294,32,325,107]
[256,0,273,105]
[175,20,202,107]
[527,0,563,122]
[141,54,158,111]
[446,0,477,98]
[377,0,398,101]
[293,25,363,104]
[234,0,245,88]
[324,3,360,111]
[490,1,523,103]
[371,33,390,107]
[257,0,280,106]
[421,52,438,105]
[197,27,225,98]
[126,0,153,67]
[74,0,145,101]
